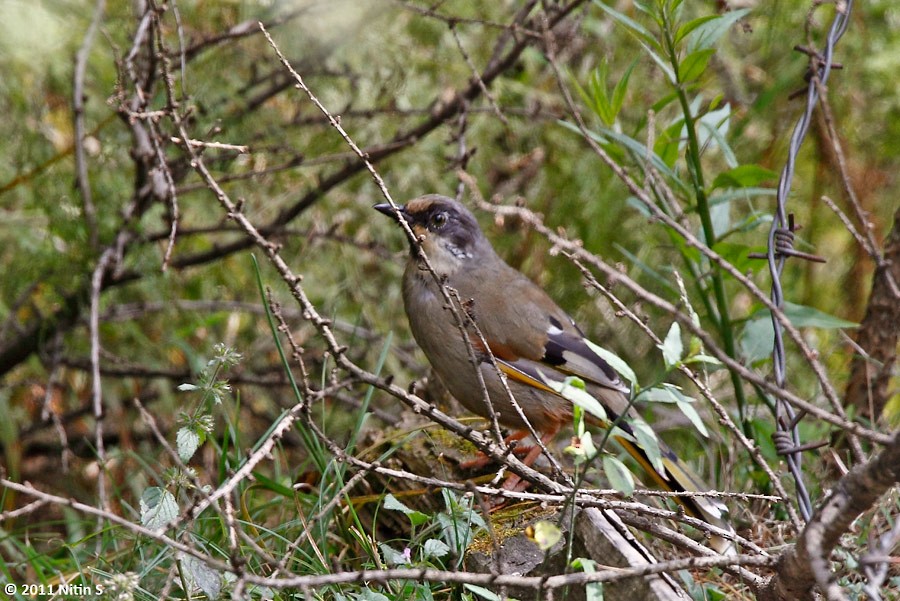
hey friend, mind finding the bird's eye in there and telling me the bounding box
[430,212,449,229]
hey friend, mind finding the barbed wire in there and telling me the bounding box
[766,0,855,523]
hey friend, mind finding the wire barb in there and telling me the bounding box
[748,215,827,263]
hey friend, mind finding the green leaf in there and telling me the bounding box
[543,375,609,424]
[686,8,751,53]
[183,555,222,600]
[529,521,563,551]
[610,59,637,118]
[572,558,604,600]
[382,492,411,513]
[741,302,858,365]
[683,353,723,367]
[383,493,429,526]
[584,340,638,386]
[358,589,391,601]
[635,386,680,403]
[563,122,690,195]
[659,322,684,369]
[615,243,678,292]
[696,102,735,164]
[783,301,858,329]
[711,197,732,238]
[140,487,178,529]
[176,427,201,462]
[679,48,715,83]
[655,119,684,168]
[632,419,664,473]
[589,61,614,125]
[592,1,656,46]
[676,398,710,438]
[642,385,710,438]
[640,40,677,85]
[603,455,635,497]
[739,317,774,365]
[712,240,766,273]
[378,543,410,566]
[565,430,598,465]
[463,584,509,601]
[712,164,778,190]
[423,538,450,559]
[675,15,720,44]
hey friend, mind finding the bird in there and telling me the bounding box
[375,194,735,553]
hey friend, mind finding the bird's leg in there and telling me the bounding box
[500,422,560,493]
[459,430,530,470]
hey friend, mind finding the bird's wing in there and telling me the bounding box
[540,324,630,394]
[461,264,735,552]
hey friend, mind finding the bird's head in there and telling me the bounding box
[374,194,489,276]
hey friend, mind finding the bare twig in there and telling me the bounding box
[73,0,106,251]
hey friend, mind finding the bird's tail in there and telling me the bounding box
[612,432,736,554]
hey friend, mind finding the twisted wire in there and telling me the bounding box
[767,0,855,522]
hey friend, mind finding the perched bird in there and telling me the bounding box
[375,194,734,552]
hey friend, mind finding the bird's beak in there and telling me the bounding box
[373,202,406,222]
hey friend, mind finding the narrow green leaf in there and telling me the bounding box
[614,243,678,292]
[651,89,680,113]
[572,558,604,600]
[592,0,656,45]
[741,303,857,365]
[696,103,735,164]
[640,40,677,85]
[684,353,724,367]
[591,62,614,125]
[676,399,710,438]
[687,8,751,53]
[583,341,638,386]
[675,15,720,44]
[568,123,689,194]
[709,187,777,205]
[610,59,637,118]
